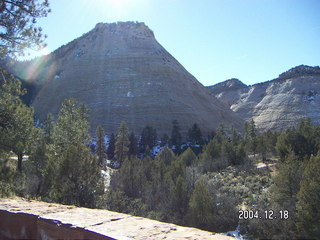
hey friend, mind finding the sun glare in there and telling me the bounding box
[93,0,144,17]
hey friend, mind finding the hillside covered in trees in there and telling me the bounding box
[1,1,319,239]
[1,70,320,239]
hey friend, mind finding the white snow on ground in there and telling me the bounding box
[10,155,29,161]
[127,91,134,97]
[256,162,276,169]
[152,145,163,156]
[101,166,114,191]
[222,224,244,240]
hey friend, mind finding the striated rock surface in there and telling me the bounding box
[0,198,233,240]
[207,78,247,96]
[207,65,320,131]
[11,21,242,135]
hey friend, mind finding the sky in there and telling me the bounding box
[25,0,320,86]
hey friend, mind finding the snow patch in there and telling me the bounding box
[221,224,244,240]
[152,145,163,156]
[127,91,134,97]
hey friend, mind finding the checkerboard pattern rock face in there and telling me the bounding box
[21,21,242,135]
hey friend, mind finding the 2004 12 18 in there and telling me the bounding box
[239,210,289,220]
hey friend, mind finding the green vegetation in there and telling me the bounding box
[1,70,319,238]
[0,0,50,58]
[2,2,318,238]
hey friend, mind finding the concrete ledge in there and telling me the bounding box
[0,198,233,240]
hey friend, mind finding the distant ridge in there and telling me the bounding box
[208,65,320,131]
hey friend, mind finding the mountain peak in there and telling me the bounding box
[14,21,242,135]
[206,78,246,95]
[93,21,155,38]
[278,65,320,80]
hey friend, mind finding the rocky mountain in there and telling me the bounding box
[207,78,247,96]
[9,21,242,136]
[207,65,320,131]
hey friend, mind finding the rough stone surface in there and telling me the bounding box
[11,21,242,135]
[0,198,233,240]
[207,74,320,131]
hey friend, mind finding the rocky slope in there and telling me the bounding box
[207,65,320,131]
[9,22,242,135]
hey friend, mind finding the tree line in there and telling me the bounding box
[1,1,319,237]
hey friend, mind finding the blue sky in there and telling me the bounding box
[27,0,320,86]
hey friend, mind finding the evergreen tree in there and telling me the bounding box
[188,180,213,230]
[115,122,129,165]
[271,152,302,208]
[43,113,54,144]
[95,125,107,166]
[276,131,292,161]
[171,175,188,217]
[243,121,250,144]
[0,0,51,57]
[187,123,202,144]
[199,139,227,172]
[249,119,257,139]
[215,123,227,143]
[231,125,240,145]
[57,143,104,207]
[29,137,55,197]
[0,74,38,172]
[107,133,115,159]
[178,147,197,167]
[170,120,182,150]
[128,132,139,158]
[155,146,175,166]
[296,154,320,238]
[160,133,169,147]
[257,135,267,162]
[139,125,157,153]
[53,98,90,153]
[50,99,104,207]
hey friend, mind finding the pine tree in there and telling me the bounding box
[43,113,54,144]
[155,146,176,166]
[187,123,202,144]
[188,180,213,230]
[58,143,104,207]
[53,98,90,153]
[115,122,129,165]
[52,99,103,207]
[178,147,197,167]
[107,133,116,159]
[272,152,302,207]
[139,125,157,153]
[160,133,169,147]
[128,132,139,158]
[296,154,320,238]
[0,74,38,172]
[231,125,240,145]
[170,120,182,150]
[0,0,50,58]
[249,119,257,139]
[243,121,250,144]
[96,125,107,166]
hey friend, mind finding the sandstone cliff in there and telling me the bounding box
[11,22,242,135]
[207,65,320,131]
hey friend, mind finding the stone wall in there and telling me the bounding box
[0,198,232,240]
